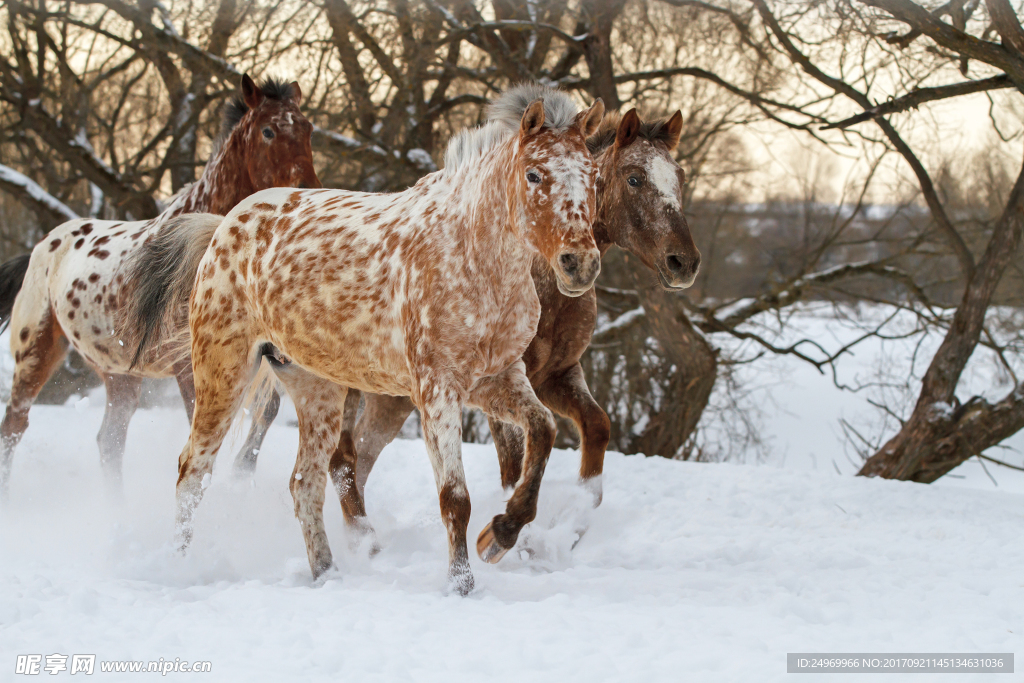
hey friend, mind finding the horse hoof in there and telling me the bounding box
[476,522,510,564]
[346,516,381,556]
[447,565,475,596]
[581,475,603,508]
[173,527,193,555]
[310,558,336,582]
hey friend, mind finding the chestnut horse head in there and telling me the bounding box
[488,86,604,296]
[589,109,700,289]
[222,74,320,193]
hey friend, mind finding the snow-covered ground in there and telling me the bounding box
[1,307,1022,682]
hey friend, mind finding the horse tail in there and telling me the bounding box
[0,254,32,334]
[117,213,223,370]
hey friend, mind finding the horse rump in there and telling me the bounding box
[116,213,222,369]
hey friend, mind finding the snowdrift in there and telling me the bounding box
[1,402,1021,682]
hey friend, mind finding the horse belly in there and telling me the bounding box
[269,310,412,397]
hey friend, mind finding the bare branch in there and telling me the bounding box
[823,74,1012,129]
[0,163,79,226]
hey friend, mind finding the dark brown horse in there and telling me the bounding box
[0,75,319,499]
[332,109,700,530]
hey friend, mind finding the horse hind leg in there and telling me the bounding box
[232,388,281,477]
[1,307,69,500]
[96,373,143,499]
[173,359,196,424]
[274,366,353,579]
[175,329,256,552]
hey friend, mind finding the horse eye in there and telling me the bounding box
[262,127,275,140]
[627,176,641,187]
[526,172,541,184]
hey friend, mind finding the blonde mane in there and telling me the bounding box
[443,84,581,173]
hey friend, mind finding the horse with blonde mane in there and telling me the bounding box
[332,108,701,518]
[123,85,603,594]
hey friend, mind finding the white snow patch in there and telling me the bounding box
[0,308,1022,680]
[0,402,1020,681]
[406,148,437,172]
[593,307,644,337]
[0,164,79,222]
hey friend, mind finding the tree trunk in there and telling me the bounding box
[859,162,1024,481]
[625,253,718,458]
[578,0,626,110]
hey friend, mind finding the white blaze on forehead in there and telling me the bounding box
[548,152,593,213]
[648,154,681,210]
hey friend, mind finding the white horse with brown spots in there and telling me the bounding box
[0,76,319,500]
[125,85,603,594]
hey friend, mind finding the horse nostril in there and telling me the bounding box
[559,252,579,275]
[666,254,685,273]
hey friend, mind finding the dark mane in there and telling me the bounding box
[219,77,297,139]
[587,111,677,155]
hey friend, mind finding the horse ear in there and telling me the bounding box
[661,110,684,151]
[241,73,264,110]
[615,108,641,149]
[575,98,604,138]
[520,99,545,137]
[289,81,302,106]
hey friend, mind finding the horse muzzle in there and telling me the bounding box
[658,251,700,290]
[554,248,601,297]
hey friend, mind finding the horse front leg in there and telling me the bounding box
[96,373,143,498]
[534,363,610,507]
[470,361,556,564]
[417,381,474,595]
[488,418,525,492]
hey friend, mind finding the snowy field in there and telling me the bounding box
[1,307,1023,682]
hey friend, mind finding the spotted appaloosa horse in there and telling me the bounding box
[125,85,604,594]
[0,75,318,499]
[331,108,700,515]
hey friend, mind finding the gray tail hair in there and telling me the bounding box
[117,213,223,370]
[0,253,31,334]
